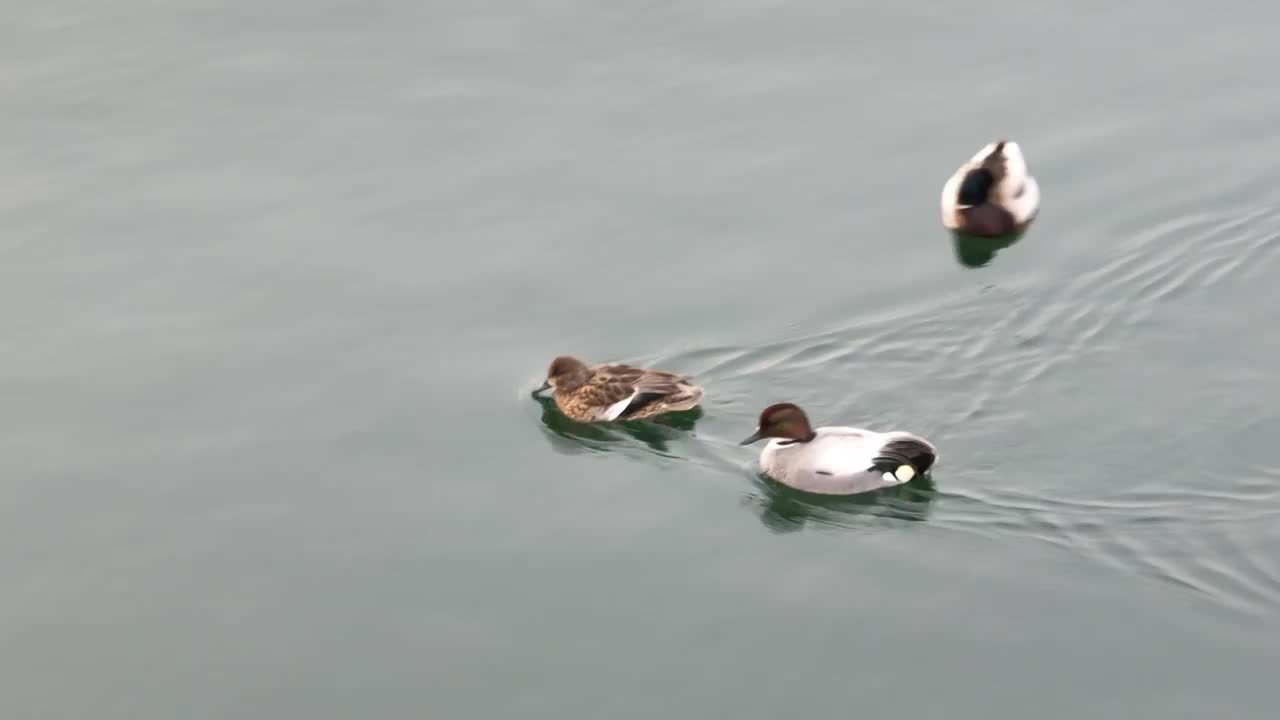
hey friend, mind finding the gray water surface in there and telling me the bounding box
[5,1,1280,718]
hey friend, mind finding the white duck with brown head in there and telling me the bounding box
[740,403,938,495]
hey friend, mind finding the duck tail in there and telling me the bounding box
[665,383,704,412]
[616,382,704,419]
[870,435,937,478]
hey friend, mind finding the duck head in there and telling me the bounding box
[535,355,592,395]
[740,403,817,445]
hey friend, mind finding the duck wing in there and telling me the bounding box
[593,365,697,420]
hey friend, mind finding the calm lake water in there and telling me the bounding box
[5,1,1280,718]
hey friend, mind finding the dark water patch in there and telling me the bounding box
[528,394,704,460]
[743,471,938,534]
[950,229,1026,268]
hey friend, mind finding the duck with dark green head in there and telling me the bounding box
[941,139,1040,238]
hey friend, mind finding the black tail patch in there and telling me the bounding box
[869,438,936,475]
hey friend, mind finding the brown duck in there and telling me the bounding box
[534,355,704,423]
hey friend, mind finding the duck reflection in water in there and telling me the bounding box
[533,394,703,457]
[745,471,937,533]
[949,229,1025,268]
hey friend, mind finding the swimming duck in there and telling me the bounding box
[940,139,1040,237]
[739,403,937,495]
[534,355,705,423]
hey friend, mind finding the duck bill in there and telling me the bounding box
[531,381,551,397]
[739,429,765,445]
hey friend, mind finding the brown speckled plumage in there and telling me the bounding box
[543,355,704,423]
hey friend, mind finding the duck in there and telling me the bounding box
[739,403,937,495]
[940,139,1040,237]
[533,355,705,423]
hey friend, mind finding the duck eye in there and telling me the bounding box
[1015,183,1026,198]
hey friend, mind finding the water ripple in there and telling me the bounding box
[673,195,1279,616]
[538,171,1280,620]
